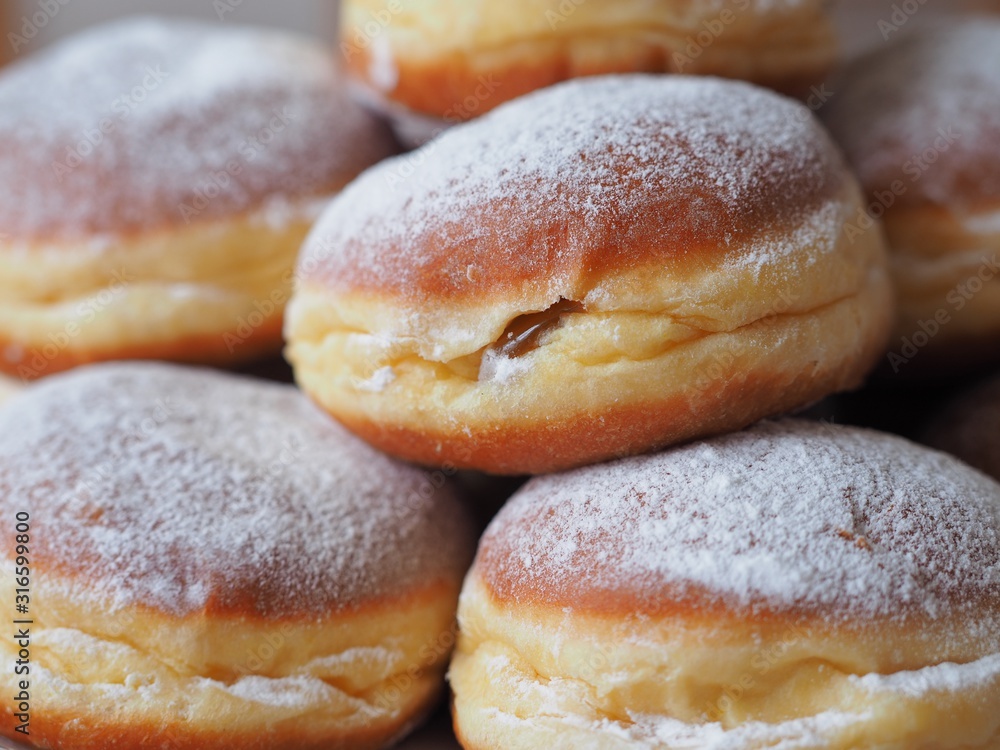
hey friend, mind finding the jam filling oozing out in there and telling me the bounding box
[491,299,586,359]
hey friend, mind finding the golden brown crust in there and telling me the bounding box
[298,78,844,304]
[875,204,1000,374]
[321,319,882,475]
[468,421,1000,623]
[304,181,839,306]
[0,195,325,378]
[0,587,452,750]
[2,709,433,750]
[0,364,477,617]
[341,0,836,121]
[345,43,828,122]
[824,19,1000,370]
[289,253,892,472]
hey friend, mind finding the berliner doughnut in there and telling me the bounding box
[451,420,1000,750]
[286,75,893,475]
[0,18,397,381]
[822,20,1000,374]
[924,374,1000,480]
[0,363,476,750]
[341,0,837,129]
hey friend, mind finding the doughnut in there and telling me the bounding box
[0,18,397,381]
[450,420,1000,750]
[340,0,837,130]
[0,363,476,750]
[924,374,1000,480]
[286,75,893,475]
[822,20,1000,374]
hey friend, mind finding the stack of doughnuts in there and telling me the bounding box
[5,4,1000,749]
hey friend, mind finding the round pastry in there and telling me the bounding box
[924,374,1000,479]
[0,18,397,381]
[0,363,476,750]
[822,20,1000,374]
[340,0,837,130]
[286,75,893,475]
[451,420,1000,750]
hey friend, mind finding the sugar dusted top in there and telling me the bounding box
[299,75,848,302]
[0,18,396,239]
[477,420,1000,625]
[0,363,474,618]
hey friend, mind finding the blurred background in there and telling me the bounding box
[0,0,1000,67]
[0,0,335,66]
[2,0,999,66]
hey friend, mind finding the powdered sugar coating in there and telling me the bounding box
[299,75,845,301]
[477,420,1000,624]
[824,19,1000,208]
[852,653,1000,699]
[0,363,475,618]
[0,18,396,239]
